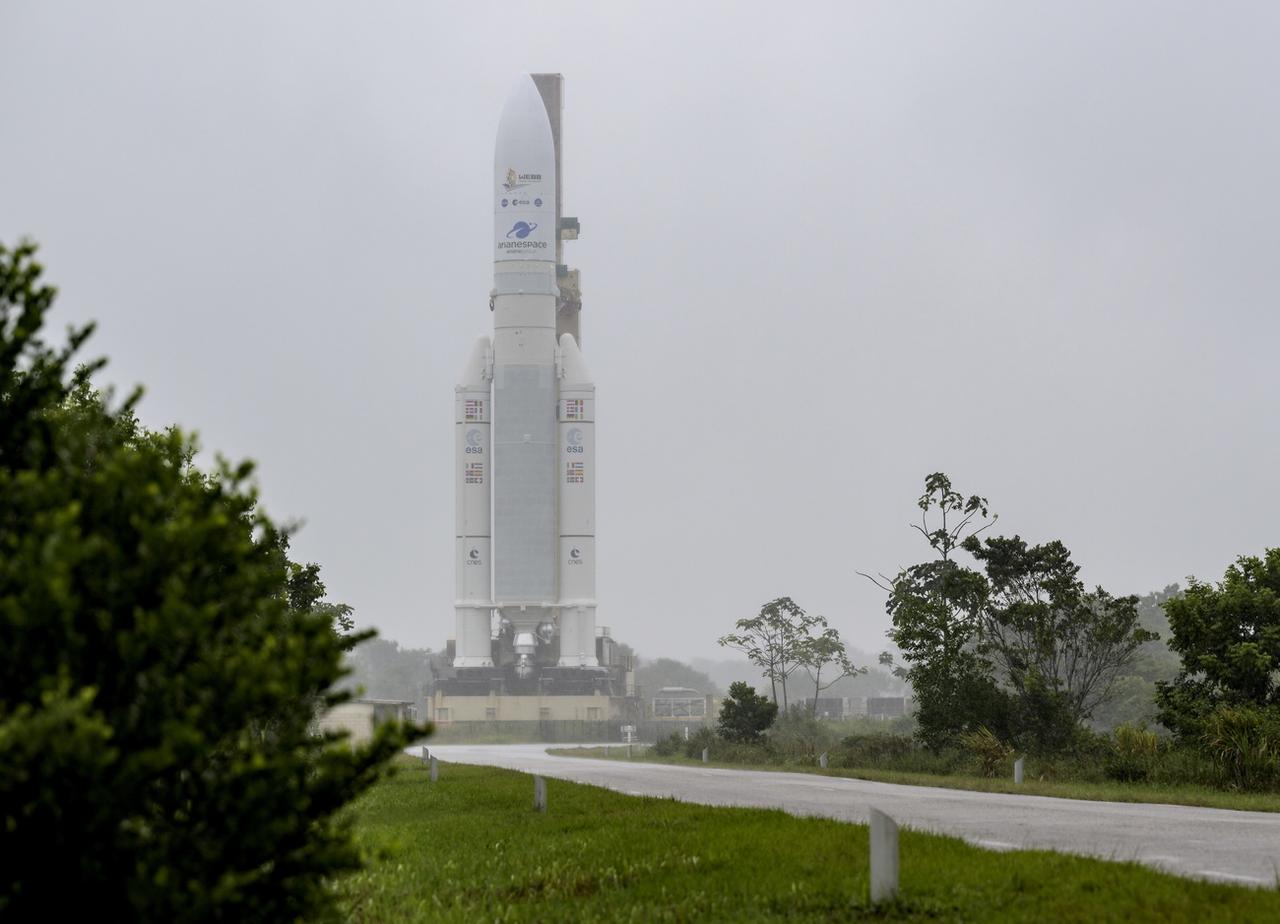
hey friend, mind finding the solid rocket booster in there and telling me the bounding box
[454,75,597,673]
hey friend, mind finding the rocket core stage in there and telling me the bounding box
[452,75,599,682]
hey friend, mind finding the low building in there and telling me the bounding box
[651,687,712,720]
[430,689,627,724]
[317,698,415,746]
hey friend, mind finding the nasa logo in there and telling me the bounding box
[566,427,584,453]
[465,429,483,453]
[500,198,509,208]
[506,220,538,240]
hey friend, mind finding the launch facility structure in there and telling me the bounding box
[437,74,633,724]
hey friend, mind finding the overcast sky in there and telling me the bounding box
[3,3,1277,660]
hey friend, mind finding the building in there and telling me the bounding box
[651,687,713,720]
[317,698,415,746]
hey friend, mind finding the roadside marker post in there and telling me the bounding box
[701,748,709,764]
[1014,756,1024,785]
[421,745,429,763]
[533,775,548,813]
[868,807,900,904]
[819,752,829,769]
[429,757,439,782]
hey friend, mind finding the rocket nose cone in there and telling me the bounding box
[496,76,554,163]
[494,75,556,264]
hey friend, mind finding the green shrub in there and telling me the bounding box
[1105,723,1161,782]
[652,731,683,757]
[960,726,1014,778]
[716,682,777,743]
[1201,706,1280,790]
[0,241,422,921]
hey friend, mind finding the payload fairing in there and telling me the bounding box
[453,75,598,681]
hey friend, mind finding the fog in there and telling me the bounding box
[3,2,1277,660]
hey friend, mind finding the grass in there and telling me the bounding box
[336,756,1280,922]
[553,746,1280,814]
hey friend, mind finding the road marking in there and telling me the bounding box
[972,839,1017,851]
[1197,870,1271,885]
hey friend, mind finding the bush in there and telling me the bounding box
[652,731,684,757]
[961,726,1014,778]
[767,706,837,760]
[0,242,422,920]
[1201,706,1280,790]
[685,726,717,759]
[1105,723,1161,782]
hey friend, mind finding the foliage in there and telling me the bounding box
[717,597,824,707]
[1200,706,1280,791]
[340,760,1280,922]
[964,534,1156,730]
[880,473,1153,754]
[960,726,1014,778]
[767,705,838,759]
[0,241,423,920]
[795,627,865,715]
[716,682,778,743]
[1156,550,1280,738]
[634,656,719,698]
[1105,723,1161,782]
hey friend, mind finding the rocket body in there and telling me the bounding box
[454,76,597,675]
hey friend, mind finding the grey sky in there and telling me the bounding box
[3,3,1277,660]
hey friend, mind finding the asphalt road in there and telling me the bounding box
[412,743,1280,887]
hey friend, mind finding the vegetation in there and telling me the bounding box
[876,473,1155,754]
[1157,549,1280,740]
[0,241,421,920]
[339,758,1280,922]
[716,681,778,743]
[717,596,863,709]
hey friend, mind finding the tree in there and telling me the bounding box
[876,473,1152,753]
[633,657,719,697]
[0,241,423,920]
[716,682,778,743]
[873,474,1005,749]
[717,597,822,708]
[964,535,1156,732]
[796,627,865,715]
[1156,550,1280,738]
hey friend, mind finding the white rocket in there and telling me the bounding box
[454,75,597,677]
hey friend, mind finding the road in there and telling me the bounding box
[413,743,1280,887]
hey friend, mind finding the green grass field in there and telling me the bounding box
[553,746,1280,814]
[336,758,1279,922]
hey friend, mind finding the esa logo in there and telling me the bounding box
[465,429,484,454]
[566,427,584,453]
[465,548,483,566]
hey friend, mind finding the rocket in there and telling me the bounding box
[454,75,597,678]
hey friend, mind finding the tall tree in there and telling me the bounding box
[796,627,864,715]
[718,597,822,708]
[964,535,1155,730]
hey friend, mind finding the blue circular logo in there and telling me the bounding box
[500,198,509,207]
[534,197,542,207]
[506,221,538,239]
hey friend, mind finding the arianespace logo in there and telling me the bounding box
[506,221,538,239]
[503,167,543,192]
[498,219,548,252]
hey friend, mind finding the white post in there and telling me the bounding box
[1014,756,1024,785]
[702,747,709,764]
[819,752,829,769]
[684,726,689,740]
[868,807,899,904]
[533,775,547,812]
[429,757,439,782]
[421,745,430,763]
